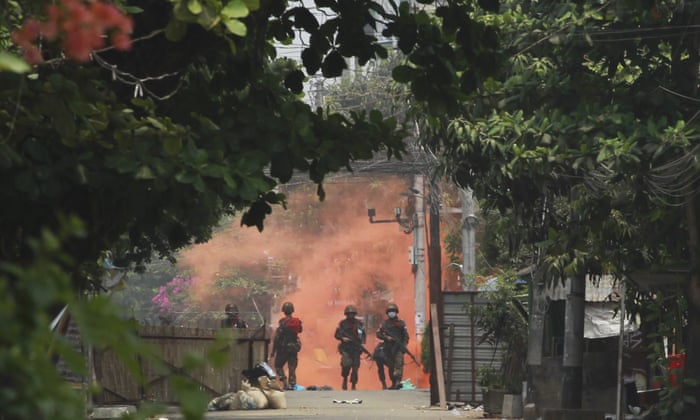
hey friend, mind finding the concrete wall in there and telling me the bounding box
[530,349,618,414]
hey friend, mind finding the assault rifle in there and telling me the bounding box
[380,330,421,367]
[338,333,373,360]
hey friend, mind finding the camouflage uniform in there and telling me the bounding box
[376,303,409,389]
[334,305,366,390]
[271,302,302,390]
[372,342,389,389]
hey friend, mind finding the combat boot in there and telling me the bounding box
[351,382,356,390]
[380,379,388,390]
[341,377,348,390]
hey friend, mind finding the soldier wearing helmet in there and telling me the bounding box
[221,303,248,328]
[271,301,303,390]
[376,303,409,389]
[334,304,366,390]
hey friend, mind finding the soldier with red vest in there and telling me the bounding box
[334,304,366,390]
[271,301,302,390]
[376,303,409,389]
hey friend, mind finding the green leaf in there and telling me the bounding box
[270,154,293,183]
[222,174,237,189]
[549,34,562,45]
[192,175,206,192]
[0,52,31,73]
[477,0,499,12]
[321,50,346,78]
[146,117,166,130]
[284,70,305,94]
[196,5,220,28]
[163,137,183,156]
[135,166,155,180]
[369,109,383,124]
[241,0,260,11]
[223,18,247,36]
[171,375,209,418]
[123,6,144,13]
[291,7,319,31]
[187,0,202,14]
[221,0,249,19]
[396,23,417,54]
[165,19,188,42]
[392,65,415,83]
[302,48,322,74]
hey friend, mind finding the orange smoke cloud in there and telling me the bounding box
[180,175,430,389]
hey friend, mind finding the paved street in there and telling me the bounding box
[162,389,497,419]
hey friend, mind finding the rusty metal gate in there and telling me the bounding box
[442,291,504,404]
[94,325,269,404]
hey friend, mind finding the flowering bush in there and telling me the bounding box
[12,0,133,64]
[151,276,193,324]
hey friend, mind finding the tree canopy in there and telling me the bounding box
[0,0,499,417]
[425,1,700,416]
[14,0,700,417]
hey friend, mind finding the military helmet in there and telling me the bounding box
[281,301,294,314]
[386,303,399,314]
[225,304,239,315]
[344,305,358,315]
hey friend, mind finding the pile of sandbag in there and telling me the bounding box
[207,376,287,411]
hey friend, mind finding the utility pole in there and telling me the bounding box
[561,189,585,409]
[413,175,426,341]
[561,274,585,408]
[428,178,444,406]
[459,188,478,284]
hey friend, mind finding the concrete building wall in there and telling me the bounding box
[530,342,618,413]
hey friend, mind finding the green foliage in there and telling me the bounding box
[0,217,185,419]
[0,11,416,416]
[0,217,87,419]
[475,364,505,389]
[323,51,411,122]
[0,0,438,415]
[420,321,431,373]
[420,0,700,410]
[643,289,697,418]
[0,51,30,72]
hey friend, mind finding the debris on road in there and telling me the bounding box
[333,398,363,404]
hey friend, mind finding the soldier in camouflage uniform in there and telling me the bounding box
[334,304,366,390]
[221,304,248,328]
[376,303,409,389]
[271,301,302,390]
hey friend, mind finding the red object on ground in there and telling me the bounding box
[669,353,686,387]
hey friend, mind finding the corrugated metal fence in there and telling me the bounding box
[94,325,269,404]
[443,291,504,404]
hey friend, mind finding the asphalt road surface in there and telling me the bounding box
[161,389,499,419]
